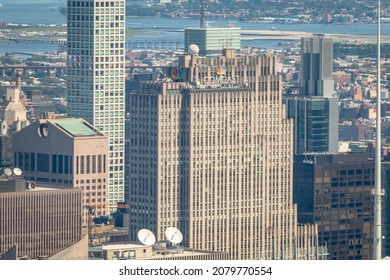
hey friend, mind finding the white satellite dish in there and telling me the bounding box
[188,44,199,56]
[165,227,183,245]
[3,168,12,176]
[137,229,156,246]
[13,167,22,176]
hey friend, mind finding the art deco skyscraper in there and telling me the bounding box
[67,0,126,212]
[128,49,318,260]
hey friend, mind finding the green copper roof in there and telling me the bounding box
[51,119,102,137]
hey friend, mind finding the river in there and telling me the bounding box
[0,1,389,55]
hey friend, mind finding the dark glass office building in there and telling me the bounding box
[381,161,390,258]
[293,153,374,260]
[285,96,339,154]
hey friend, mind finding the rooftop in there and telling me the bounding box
[50,119,103,137]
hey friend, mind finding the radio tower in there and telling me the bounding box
[200,0,205,28]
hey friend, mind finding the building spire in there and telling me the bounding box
[374,0,384,260]
[16,72,22,91]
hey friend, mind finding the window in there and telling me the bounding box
[37,153,49,173]
[86,155,91,174]
[92,155,96,173]
[30,153,35,172]
[65,156,69,174]
[52,155,57,173]
[59,155,64,174]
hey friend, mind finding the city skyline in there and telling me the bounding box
[0,0,388,263]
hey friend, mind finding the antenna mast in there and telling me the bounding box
[374,0,384,261]
[200,0,205,28]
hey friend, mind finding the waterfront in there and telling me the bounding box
[1,1,390,55]
[0,1,65,25]
[1,1,390,33]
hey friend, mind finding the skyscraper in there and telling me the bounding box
[285,96,339,154]
[293,153,374,260]
[128,49,318,260]
[301,35,334,98]
[184,27,241,56]
[67,0,126,212]
[285,35,338,154]
[0,83,29,167]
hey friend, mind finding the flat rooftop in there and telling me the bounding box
[50,118,104,137]
[95,243,220,258]
[102,243,148,250]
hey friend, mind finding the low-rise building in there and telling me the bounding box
[0,171,83,260]
[13,118,109,224]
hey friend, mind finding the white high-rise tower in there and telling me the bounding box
[67,0,126,213]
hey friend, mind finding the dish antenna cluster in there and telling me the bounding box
[1,167,22,177]
[137,226,183,246]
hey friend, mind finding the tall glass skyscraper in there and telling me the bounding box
[67,0,126,213]
[285,96,339,154]
[285,35,338,154]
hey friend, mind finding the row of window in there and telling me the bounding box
[75,154,106,175]
[68,1,124,8]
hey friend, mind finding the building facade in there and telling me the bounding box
[0,85,29,167]
[300,36,334,98]
[293,153,374,260]
[285,95,339,154]
[0,176,82,259]
[127,50,318,260]
[381,161,390,258]
[285,35,338,154]
[13,118,109,224]
[66,0,126,213]
[184,27,241,56]
[96,243,229,260]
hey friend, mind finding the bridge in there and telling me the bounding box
[7,37,67,46]
[4,30,387,53]
[0,64,66,77]
[6,37,185,50]
[0,64,167,77]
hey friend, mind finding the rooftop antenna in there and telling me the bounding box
[137,229,156,246]
[200,0,205,28]
[2,168,12,177]
[373,0,385,261]
[13,167,22,177]
[165,226,183,245]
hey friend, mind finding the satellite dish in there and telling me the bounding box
[13,167,22,176]
[188,44,199,56]
[3,168,12,176]
[137,229,156,246]
[165,227,183,244]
